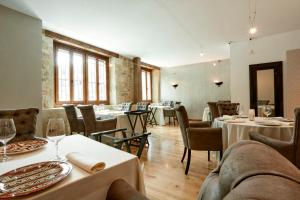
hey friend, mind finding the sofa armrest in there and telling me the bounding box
[186,128,223,150]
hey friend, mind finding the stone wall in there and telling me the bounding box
[42,35,55,108]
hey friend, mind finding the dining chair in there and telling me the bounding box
[163,101,180,126]
[250,107,300,169]
[207,102,220,122]
[77,105,117,137]
[0,108,39,143]
[120,102,133,112]
[106,179,149,200]
[176,106,223,175]
[217,103,240,116]
[63,105,85,135]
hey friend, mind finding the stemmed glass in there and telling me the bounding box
[46,118,66,161]
[0,119,16,162]
[263,105,272,118]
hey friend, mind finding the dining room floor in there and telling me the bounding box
[137,125,218,200]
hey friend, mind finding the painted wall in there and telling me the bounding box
[0,5,43,134]
[286,49,300,118]
[230,29,300,116]
[161,60,231,119]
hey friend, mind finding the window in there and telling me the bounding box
[141,68,152,101]
[55,42,109,105]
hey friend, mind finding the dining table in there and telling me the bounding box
[149,104,172,126]
[0,135,145,200]
[213,117,294,149]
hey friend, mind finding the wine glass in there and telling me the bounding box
[263,105,272,118]
[46,118,66,161]
[0,119,16,162]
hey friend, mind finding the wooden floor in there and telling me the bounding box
[138,125,218,200]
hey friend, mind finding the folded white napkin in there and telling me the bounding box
[66,152,106,173]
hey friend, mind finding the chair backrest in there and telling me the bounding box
[121,102,132,112]
[77,105,97,134]
[176,106,190,147]
[63,105,79,132]
[293,108,300,168]
[136,102,149,111]
[257,100,270,106]
[207,102,220,121]
[217,103,240,116]
[0,108,39,142]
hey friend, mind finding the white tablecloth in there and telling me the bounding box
[0,135,145,200]
[213,117,294,149]
[149,105,170,126]
[202,107,211,121]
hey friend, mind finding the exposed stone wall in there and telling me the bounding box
[110,56,135,104]
[41,35,55,109]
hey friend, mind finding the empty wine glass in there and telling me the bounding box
[263,105,272,118]
[0,119,16,162]
[46,118,66,161]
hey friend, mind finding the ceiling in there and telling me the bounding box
[1,0,300,67]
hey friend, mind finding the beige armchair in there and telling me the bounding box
[250,107,300,169]
[176,106,223,175]
[0,108,39,143]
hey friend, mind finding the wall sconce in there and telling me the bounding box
[214,80,223,87]
[171,82,179,89]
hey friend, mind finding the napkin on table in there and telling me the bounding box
[66,152,106,173]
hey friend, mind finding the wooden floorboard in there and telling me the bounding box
[138,125,218,200]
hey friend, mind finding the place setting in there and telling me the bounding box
[0,118,106,199]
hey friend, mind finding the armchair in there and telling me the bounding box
[176,106,223,175]
[0,108,39,143]
[250,107,300,168]
[217,103,239,116]
[63,105,85,135]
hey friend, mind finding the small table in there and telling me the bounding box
[214,117,294,149]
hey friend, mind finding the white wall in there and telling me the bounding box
[230,29,300,116]
[0,5,43,134]
[161,60,231,119]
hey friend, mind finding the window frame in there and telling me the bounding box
[54,42,110,106]
[141,67,152,102]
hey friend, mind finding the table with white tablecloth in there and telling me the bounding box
[0,135,145,200]
[202,107,211,121]
[213,117,294,149]
[149,105,171,126]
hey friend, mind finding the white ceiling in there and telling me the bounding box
[1,0,300,67]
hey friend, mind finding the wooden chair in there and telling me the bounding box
[0,108,39,143]
[217,103,240,116]
[176,106,223,175]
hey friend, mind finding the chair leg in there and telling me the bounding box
[185,149,191,175]
[173,117,175,126]
[181,147,187,163]
[208,151,210,161]
[219,150,223,161]
[169,117,171,125]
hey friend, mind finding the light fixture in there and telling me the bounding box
[171,81,179,89]
[249,27,257,35]
[200,52,204,57]
[214,80,223,87]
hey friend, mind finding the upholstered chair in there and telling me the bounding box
[77,105,117,136]
[120,102,133,112]
[106,179,149,200]
[207,102,220,122]
[217,103,240,116]
[176,106,223,175]
[250,107,300,169]
[0,108,39,143]
[198,140,300,200]
[63,105,85,135]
